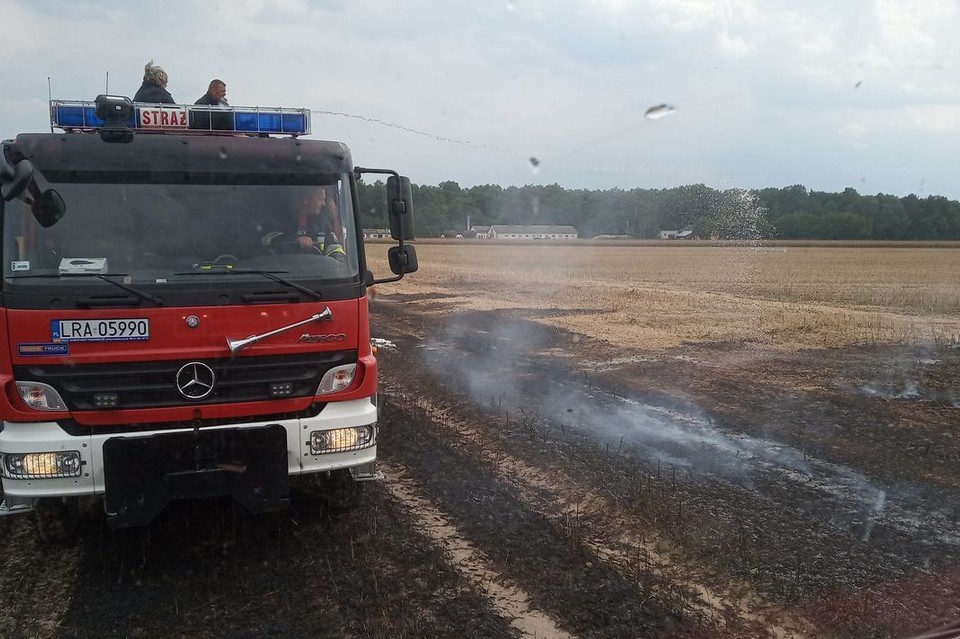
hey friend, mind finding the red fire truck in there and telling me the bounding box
[0,95,417,540]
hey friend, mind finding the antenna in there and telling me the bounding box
[47,76,53,132]
[105,70,109,93]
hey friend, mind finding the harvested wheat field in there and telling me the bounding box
[373,242,960,350]
[364,242,960,638]
[0,242,957,639]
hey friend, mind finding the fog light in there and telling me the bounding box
[309,425,375,454]
[2,451,82,479]
[316,364,357,395]
[15,381,67,411]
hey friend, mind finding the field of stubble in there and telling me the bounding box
[366,241,960,637]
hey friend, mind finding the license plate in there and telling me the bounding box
[51,318,150,342]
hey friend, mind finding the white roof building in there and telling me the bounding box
[488,225,578,240]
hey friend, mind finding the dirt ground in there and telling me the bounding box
[0,285,958,638]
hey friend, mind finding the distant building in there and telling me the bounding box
[471,225,491,239]
[658,226,697,240]
[363,228,391,239]
[488,225,578,240]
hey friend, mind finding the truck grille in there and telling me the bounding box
[14,351,357,411]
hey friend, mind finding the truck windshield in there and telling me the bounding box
[1,175,359,293]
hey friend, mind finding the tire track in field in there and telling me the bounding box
[381,384,815,639]
[380,460,573,639]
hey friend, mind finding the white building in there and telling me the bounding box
[488,225,578,240]
[658,227,696,240]
[471,225,491,239]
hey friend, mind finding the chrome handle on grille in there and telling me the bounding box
[227,307,332,355]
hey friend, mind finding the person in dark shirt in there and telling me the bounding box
[192,79,230,129]
[133,60,175,103]
[261,187,346,261]
[195,79,228,106]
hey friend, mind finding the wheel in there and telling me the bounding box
[33,497,81,544]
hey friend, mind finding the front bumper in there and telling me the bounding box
[0,397,378,522]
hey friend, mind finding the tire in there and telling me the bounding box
[33,497,81,544]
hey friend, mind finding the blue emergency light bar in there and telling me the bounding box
[49,100,311,136]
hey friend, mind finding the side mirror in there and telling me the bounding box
[0,156,34,202]
[388,245,418,275]
[32,189,66,228]
[386,175,415,240]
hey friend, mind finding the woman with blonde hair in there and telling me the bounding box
[133,60,175,103]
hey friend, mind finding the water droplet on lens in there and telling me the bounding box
[218,146,228,160]
[506,0,516,10]
[644,103,678,120]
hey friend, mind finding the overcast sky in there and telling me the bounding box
[2,0,958,199]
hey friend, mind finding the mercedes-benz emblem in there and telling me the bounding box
[186,315,200,328]
[175,362,216,399]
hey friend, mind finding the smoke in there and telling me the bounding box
[862,489,886,542]
[421,312,810,482]
[856,352,946,402]
[542,383,813,481]
[419,313,960,546]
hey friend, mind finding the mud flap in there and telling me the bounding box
[103,424,289,528]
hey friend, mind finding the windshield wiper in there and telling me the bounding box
[9,273,164,306]
[174,269,323,301]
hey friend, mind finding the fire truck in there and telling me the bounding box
[0,95,417,540]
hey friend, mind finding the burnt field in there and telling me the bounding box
[0,244,959,638]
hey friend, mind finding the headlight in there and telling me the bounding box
[309,425,375,454]
[15,381,68,411]
[316,364,357,395]
[2,451,82,479]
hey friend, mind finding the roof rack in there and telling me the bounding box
[49,99,311,137]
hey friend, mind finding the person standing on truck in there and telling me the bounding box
[133,60,175,103]
[193,79,230,130]
[195,79,228,106]
[261,187,346,261]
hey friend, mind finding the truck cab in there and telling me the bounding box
[0,95,416,538]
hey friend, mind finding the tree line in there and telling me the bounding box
[356,180,960,241]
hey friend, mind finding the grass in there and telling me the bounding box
[367,243,960,350]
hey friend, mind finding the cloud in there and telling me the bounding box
[838,122,868,145]
[1,0,958,198]
[904,104,960,132]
